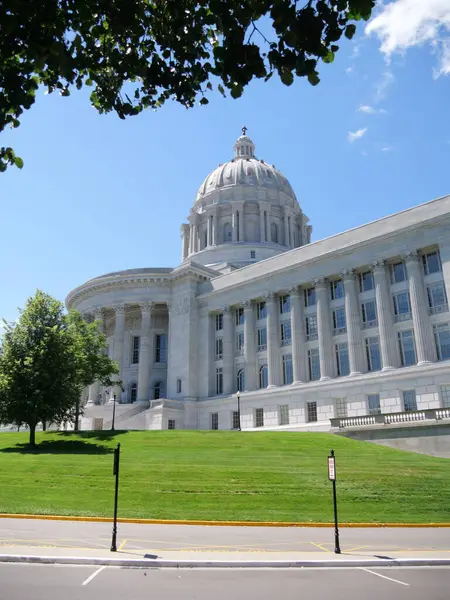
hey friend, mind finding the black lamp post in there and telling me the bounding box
[111,394,117,431]
[237,391,241,431]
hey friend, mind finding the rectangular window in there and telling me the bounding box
[368,393,381,415]
[155,334,167,363]
[331,279,344,300]
[216,367,223,395]
[434,323,450,361]
[250,250,256,259]
[255,408,264,428]
[280,321,292,346]
[391,261,407,283]
[279,294,291,314]
[257,301,267,320]
[360,271,374,292]
[308,347,320,381]
[333,308,346,333]
[422,250,441,275]
[236,332,244,355]
[211,413,219,430]
[361,299,377,327]
[235,307,244,326]
[306,314,318,340]
[131,335,140,364]
[232,411,240,429]
[282,354,293,385]
[365,337,382,372]
[279,404,290,426]
[335,342,350,376]
[215,337,223,360]
[403,390,417,412]
[334,398,347,419]
[215,313,223,331]
[176,378,182,394]
[398,330,417,366]
[440,384,450,408]
[307,401,318,423]
[305,287,316,307]
[257,327,267,351]
[393,291,411,321]
[168,419,176,430]
[427,281,448,313]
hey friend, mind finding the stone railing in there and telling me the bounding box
[149,399,185,411]
[331,407,450,429]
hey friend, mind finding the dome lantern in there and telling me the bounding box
[233,126,255,159]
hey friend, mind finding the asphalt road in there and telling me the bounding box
[1,564,450,600]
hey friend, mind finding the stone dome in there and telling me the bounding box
[194,128,298,207]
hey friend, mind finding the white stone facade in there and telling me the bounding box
[66,131,450,432]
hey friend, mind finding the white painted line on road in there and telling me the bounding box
[359,567,409,586]
[82,565,106,586]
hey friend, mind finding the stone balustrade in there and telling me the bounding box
[331,407,450,429]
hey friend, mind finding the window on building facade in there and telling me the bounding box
[308,348,320,381]
[223,222,232,243]
[434,323,450,361]
[391,261,407,283]
[236,368,245,392]
[259,364,268,388]
[155,334,167,362]
[305,287,316,307]
[279,404,290,426]
[335,343,350,376]
[235,307,244,326]
[131,336,140,364]
[203,229,208,249]
[168,419,176,430]
[257,327,267,351]
[398,330,417,366]
[153,381,163,400]
[307,401,318,423]
[280,321,292,346]
[215,337,223,360]
[236,332,244,355]
[359,270,374,292]
[215,313,223,331]
[365,337,382,372]
[130,383,137,403]
[368,393,381,415]
[306,314,318,340]
[279,294,291,314]
[331,279,344,300]
[332,308,346,333]
[250,250,256,259]
[334,398,347,418]
[232,411,240,429]
[422,250,441,275]
[282,354,293,385]
[216,367,223,395]
[393,291,412,322]
[440,384,450,408]
[361,299,377,328]
[211,413,219,430]
[271,223,278,243]
[255,408,264,427]
[176,378,182,394]
[427,281,448,314]
[403,390,417,412]
[257,301,267,320]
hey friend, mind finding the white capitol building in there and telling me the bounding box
[67,130,450,432]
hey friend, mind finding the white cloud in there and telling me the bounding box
[348,128,368,143]
[374,71,394,102]
[358,105,388,114]
[366,0,450,77]
[381,146,393,151]
[346,65,354,75]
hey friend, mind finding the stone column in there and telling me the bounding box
[343,270,365,375]
[373,261,398,370]
[243,301,257,391]
[231,207,238,242]
[266,293,281,387]
[213,206,220,245]
[283,208,290,247]
[290,287,306,384]
[207,213,212,247]
[188,223,194,255]
[290,216,296,248]
[315,278,334,380]
[222,307,234,394]
[259,204,266,242]
[180,224,189,261]
[405,251,436,365]
[137,302,153,403]
[87,309,104,406]
[110,304,126,402]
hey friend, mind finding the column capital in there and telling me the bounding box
[403,250,420,263]
[243,300,253,309]
[92,307,105,319]
[222,305,232,314]
[264,292,277,302]
[341,269,356,281]
[371,260,386,273]
[112,304,126,315]
[139,301,153,314]
[81,312,94,323]
[289,285,301,296]
[313,277,327,288]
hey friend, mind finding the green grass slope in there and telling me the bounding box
[0,430,448,523]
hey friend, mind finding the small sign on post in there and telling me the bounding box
[110,443,121,552]
[328,449,341,554]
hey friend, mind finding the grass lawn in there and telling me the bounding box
[0,430,448,523]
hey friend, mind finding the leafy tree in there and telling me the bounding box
[0,0,375,171]
[0,290,119,446]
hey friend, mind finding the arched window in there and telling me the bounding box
[237,369,245,392]
[130,383,138,403]
[259,364,268,388]
[271,223,278,243]
[153,381,163,400]
[203,228,208,249]
[223,222,232,243]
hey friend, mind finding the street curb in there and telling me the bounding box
[1,514,450,528]
[1,554,450,568]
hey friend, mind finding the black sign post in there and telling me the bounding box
[328,449,341,554]
[110,443,121,552]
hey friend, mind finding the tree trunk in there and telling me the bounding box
[74,400,80,432]
[42,421,47,432]
[29,424,36,447]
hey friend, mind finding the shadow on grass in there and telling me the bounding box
[56,430,128,441]
[0,439,114,455]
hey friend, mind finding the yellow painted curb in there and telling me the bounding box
[0,514,449,527]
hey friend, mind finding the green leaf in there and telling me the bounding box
[199,97,209,105]
[345,24,357,40]
[280,70,294,86]
[307,72,320,86]
[14,157,24,169]
[322,50,335,64]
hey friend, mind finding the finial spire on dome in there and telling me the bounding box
[234,127,255,159]
[242,125,247,135]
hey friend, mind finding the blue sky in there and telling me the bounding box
[1,1,450,325]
